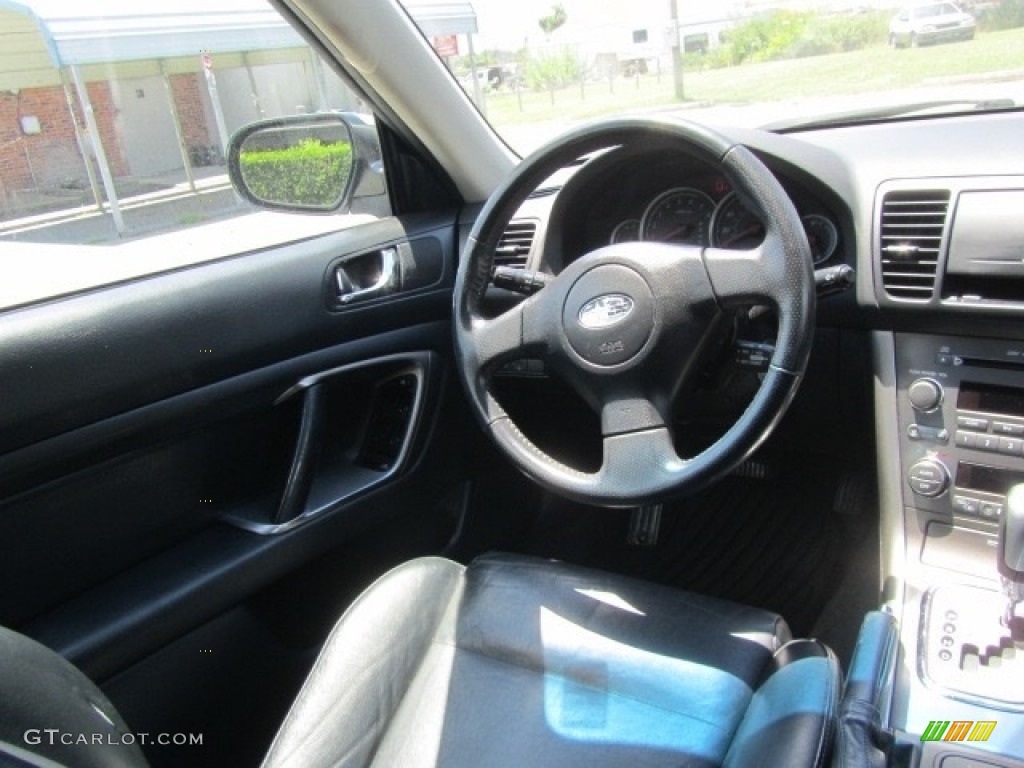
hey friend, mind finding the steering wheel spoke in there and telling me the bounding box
[703,246,775,308]
[472,294,548,373]
[599,427,685,494]
[600,394,668,437]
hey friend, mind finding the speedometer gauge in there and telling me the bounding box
[610,219,641,244]
[640,187,716,246]
[710,193,765,249]
[801,214,839,264]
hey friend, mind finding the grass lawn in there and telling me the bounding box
[483,27,1024,129]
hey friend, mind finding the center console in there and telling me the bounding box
[883,332,1024,764]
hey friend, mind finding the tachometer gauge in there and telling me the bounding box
[610,218,641,244]
[710,193,765,249]
[802,214,839,264]
[640,187,716,246]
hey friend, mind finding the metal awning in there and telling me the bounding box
[46,10,304,65]
[400,1,478,36]
[4,0,478,71]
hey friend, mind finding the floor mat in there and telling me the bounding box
[522,463,864,644]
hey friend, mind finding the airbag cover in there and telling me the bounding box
[562,265,654,366]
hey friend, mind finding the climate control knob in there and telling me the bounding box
[907,459,950,498]
[908,378,944,412]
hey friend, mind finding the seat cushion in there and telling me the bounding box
[263,553,839,768]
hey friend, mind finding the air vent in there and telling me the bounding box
[494,220,536,268]
[879,189,950,300]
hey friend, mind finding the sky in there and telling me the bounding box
[17,0,901,52]
[403,0,900,52]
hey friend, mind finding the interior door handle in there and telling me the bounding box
[335,247,398,304]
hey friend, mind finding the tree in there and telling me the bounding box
[538,4,567,37]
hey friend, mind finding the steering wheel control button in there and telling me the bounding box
[908,378,944,412]
[563,266,654,366]
[908,459,950,497]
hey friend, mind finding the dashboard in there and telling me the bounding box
[539,146,842,270]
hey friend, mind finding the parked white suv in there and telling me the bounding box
[889,2,976,47]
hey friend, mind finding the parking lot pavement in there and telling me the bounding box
[0,208,375,309]
[0,172,241,246]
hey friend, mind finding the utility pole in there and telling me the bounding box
[669,0,684,101]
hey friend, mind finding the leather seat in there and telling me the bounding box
[265,553,839,768]
[0,553,840,767]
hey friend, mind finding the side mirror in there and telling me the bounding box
[228,114,357,213]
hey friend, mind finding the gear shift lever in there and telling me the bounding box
[999,485,1024,626]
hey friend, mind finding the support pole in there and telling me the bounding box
[467,34,485,115]
[307,50,328,113]
[669,0,684,101]
[201,54,231,164]
[242,52,265,118]
[70,65,124,237]
[160,61,197,193]
[60,69,103,212]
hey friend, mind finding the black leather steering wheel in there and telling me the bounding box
[454,117,815,507]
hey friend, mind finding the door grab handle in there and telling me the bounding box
[335,247,398,304]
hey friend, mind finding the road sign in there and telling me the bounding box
[432,35,458,57]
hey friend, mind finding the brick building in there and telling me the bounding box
[0,0,356,219]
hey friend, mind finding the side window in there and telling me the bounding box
[0,0,388,309]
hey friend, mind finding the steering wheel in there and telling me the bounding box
[454,117,815,507]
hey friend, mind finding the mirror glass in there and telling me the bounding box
[235,116,354,211]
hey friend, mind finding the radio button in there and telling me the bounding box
[910,463,944,482]
[980,502,1003,520]
[909,378,944,412]
[954,431,977,448]
[911,479,943,496]
[977,434,1000,452]
[993,421,1024,436]
[952,495,980,516]
[908,459,950,498]
[998,437,1024,455]
[957,416,990,431]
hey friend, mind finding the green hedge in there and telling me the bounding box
[979,0,1024,31]
[524,49,584,90]
[702,9,890,69]
[240,139,353,207]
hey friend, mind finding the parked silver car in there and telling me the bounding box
[890,2,977,47]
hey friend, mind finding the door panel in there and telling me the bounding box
[0,210,476,685]
[0,216,455,455]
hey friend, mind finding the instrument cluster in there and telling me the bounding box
[552,151,843,271]
[609,184,838,264]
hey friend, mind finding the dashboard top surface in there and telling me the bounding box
[508,109,1024,338]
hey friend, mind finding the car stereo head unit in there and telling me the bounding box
[896,335,1024,523]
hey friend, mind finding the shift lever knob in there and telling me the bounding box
[999,485,1024,624]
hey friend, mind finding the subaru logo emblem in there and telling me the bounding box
[578,294,634,330]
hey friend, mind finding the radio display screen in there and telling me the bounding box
[956,462,1024,496]
[958,381,1024,418]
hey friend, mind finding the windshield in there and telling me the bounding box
[402,0,1023,153]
